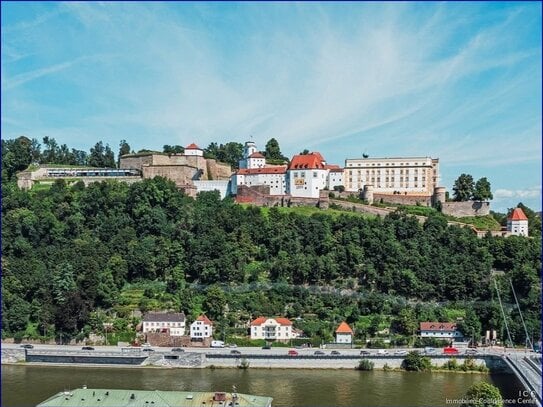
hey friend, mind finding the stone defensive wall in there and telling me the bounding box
[441,201,490,217]
[235,186,329,208]
[120,154,232,181]
[372,193,432,207]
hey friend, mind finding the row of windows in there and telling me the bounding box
[348,162,429,167]
[145,322,183,327]
[349,169,428,175]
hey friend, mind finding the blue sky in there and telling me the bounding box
[1,2,541,212]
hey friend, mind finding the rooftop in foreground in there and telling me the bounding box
[38,388,273,407]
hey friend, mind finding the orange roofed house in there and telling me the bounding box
[250,317,299,342]
[335,322,354,344]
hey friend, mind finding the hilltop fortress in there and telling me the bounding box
[16,140,491,218]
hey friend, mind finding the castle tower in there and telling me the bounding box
[363,184,374,204]
[507,208,529,236]
[433,186,446,207]
[243,141,257,159]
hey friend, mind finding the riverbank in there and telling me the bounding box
[2,348,510,372]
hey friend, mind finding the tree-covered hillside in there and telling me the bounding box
[2,176,540,345]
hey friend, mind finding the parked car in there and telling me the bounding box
[394,350,408,356]
[443,347,459,355]
[142,348,155,352]
[171,348,184,352]
[314,350,325,356]
[20,344,34,349]
[81,346,94,351]
[230,350,241,355]
[211,340,225,348]
[376,349,389,356]
[288,349,299,356]
[228,344,238,348]
[360,350,371,356]
[331,351,341,356]
[424,347,436,355]
[262,345,272,350]
[465,348,478,355]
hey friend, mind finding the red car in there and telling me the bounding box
[443,347,459,355]
[288,349,299,356]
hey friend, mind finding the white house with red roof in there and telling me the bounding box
[288,152,331,198]
[250,317,298,341]
[335,322,354,344]
[190,315,213,339]
[419,322,464,340]
[507,208,529,237]
[184,143,204,157]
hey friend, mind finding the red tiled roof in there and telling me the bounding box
[250,317,293,326]
[420,322,457,331]
[249,152,265,159]
[509,208,528,221]
[185,143,202,150]
[237,166,287,175]
[196,315,213,326]
[335,322,353,334]
[289,152,327,170]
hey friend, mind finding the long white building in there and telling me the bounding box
[344,156,439,195]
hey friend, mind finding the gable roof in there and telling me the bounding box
[289,152,327,170]
[509,208,528,221]
[237,166,287,175]
[143,312,185,323]
[420,322,457,331]
[335,322,354,334]
[185,143,202,150]
[195,315,213,326]
[248,152,265,159]
[250,317,293,326]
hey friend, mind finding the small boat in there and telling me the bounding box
[37,387,273,407]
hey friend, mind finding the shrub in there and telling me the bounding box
[383,363,392,371]
[462,382,503,407]
[238,358,250,369]
[442,358,458,370]
[356,359,375,371]
[402,351,431,371]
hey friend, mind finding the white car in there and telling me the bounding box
[394,350,408,356]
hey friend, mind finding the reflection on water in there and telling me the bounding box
[2,365,526,407]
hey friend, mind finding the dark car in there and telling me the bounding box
[143,348,155,352]
[81,346,94,351]
[171,348,184,352]
[230,350,241,355]
[331,351,341,355]
[262,345,272,350]
[360,350,371,356]
[20,344,34,349]
[314,350,325,356]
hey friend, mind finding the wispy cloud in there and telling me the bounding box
[494,186,542,199]
[1,2,541,210]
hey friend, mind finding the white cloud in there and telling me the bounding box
[494,186,542,199]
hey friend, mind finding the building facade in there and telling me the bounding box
[142,312,186,336]
[190,315,213,339]
[419,322,463,341]
[250,317,296,341]
[288,152,332,199]
[335,322,354,344]
[507,208,529,237]
[344,156,439,196]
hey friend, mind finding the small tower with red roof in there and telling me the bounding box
[335,322,354,344]
[507,208,529,236]
[185,143,204,157]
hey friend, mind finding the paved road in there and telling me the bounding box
[3,342,534,357]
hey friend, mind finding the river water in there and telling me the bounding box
[2,365,527,407]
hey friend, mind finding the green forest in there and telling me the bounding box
[1,136,541,347]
